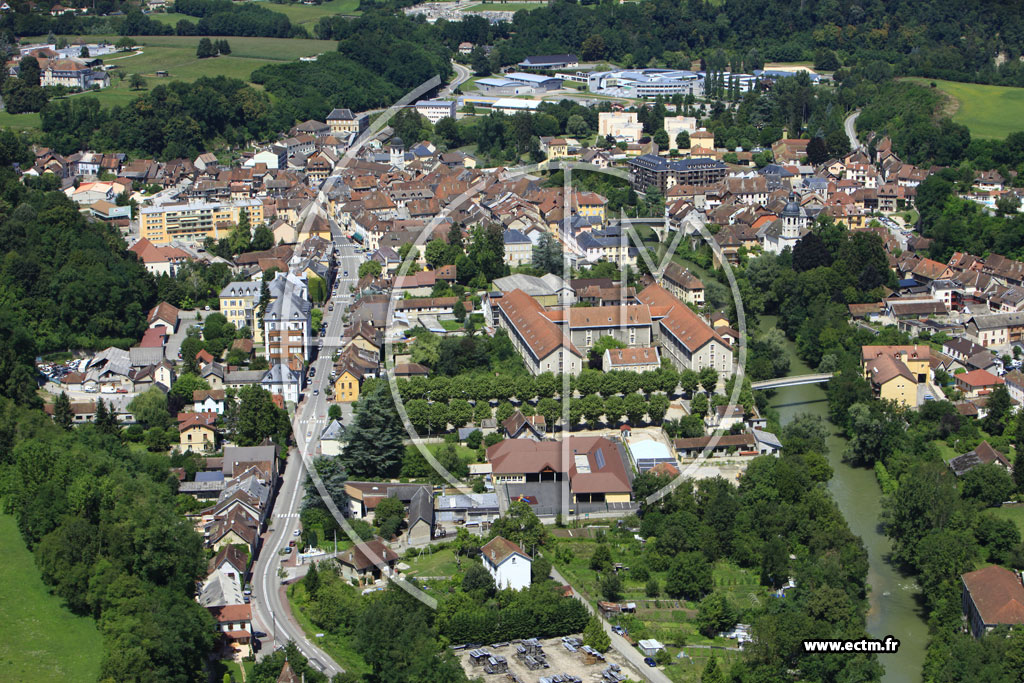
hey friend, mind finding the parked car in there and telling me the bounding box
[253,631,268,639]
[328,303,334,311]
[644,657,657,667]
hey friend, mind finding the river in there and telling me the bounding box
[761,316,928,683]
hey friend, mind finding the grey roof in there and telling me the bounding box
[265,290,311,321]
[222,445,278,471]
[753,429,783,449]
[320,419,346,441]
[197,571,243,608]
[969,312,1024,331]
[261,363,300,386]
[196,471,225,482]
[218,473,270,508]
[503,228,532,244]
[179,479,225,493]
[436,493,499,511]
[225,369,266,385]
[129,346,165,367]
[220,280,263,299]
[408,486,434,528]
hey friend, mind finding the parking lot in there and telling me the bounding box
[455,635,641,682]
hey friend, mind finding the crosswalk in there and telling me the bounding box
[276,513,301,519]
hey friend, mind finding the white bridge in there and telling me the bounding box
[750,373,835,390]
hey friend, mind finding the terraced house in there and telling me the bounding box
[219,281,263,343]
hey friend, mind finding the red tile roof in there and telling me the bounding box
[962,565,1024,626]
[482,535,532,566]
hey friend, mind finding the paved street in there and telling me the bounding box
[248,236,361,677]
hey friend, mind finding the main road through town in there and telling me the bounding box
[249,233,362,677]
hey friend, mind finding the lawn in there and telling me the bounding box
[988,504,1024,537]
[903,77,1024,139]
[0,515,103,683]
[266,0,362,25]
[0,111,41,130]
[404,547,461,577]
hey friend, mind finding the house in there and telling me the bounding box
[956,369,1004,398]
[261,363,302,404]
[337,537,399,583]
[961,565,1024,638]
[602,347,661,373]
[502,409,546,440]
[208,604,253,654]
[638,639,666,657]
[319,419,346,457]
[327,108,369,136]
[148,301,180,332]
[661,262,704,305]
[219,281,263,337]
[343,482,429,519]
[965,312,1024,348]
[948,441,1014,477]
[193,389,226,414]
[481,535,532,591]
[406,486,434,546]
[503,229,533,268]
[179,413,218,452]
[1003,369,1024,406]
[673,434,758,458]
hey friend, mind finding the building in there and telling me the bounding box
[406,486,434,546]
[948,441,1013,477]
[518,54,579,70]
[560,305,653,354]
[661,262,704,305]
[414,99,456,124]
[139,200,265,245]
[503,229,533,268]
[602,347,661,373]
[589,70,703,99]
[263,276,311,364]
[956,368,1004,398]
[598,112,644,143]
[965,312,1024,348]
[337,537,399,583]
[493,288,584,376]
[628,155,728,193]
[42,58,109,89]
[487,436,633,504]
[481,535,532,591]
[219,281,263,338]
[327,108,369,136]
[637,283,732,376]
[961,565,1024,638]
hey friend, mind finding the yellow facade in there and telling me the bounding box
[334,371,361,403]
[877,375,916,407]
[576,202,606,223]
[219,294,263,344]
[180,425,216,452]
[140,202,266,245]
[547,142,568,160]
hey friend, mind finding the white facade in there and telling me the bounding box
[415,99,456,124]
[483,549,531,591]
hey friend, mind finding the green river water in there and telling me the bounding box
[761,317,928,683]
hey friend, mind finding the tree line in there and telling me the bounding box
[171,0,307,38]
[0,399,215,681]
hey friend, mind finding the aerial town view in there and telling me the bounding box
[2,1,1024,682]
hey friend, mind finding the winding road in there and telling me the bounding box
[844,110,862,151]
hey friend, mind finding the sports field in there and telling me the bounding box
[905,77,1024,139]
[0,35,331,129]
[0,514,103,682]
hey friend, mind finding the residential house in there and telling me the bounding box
[965,312,1024,348]
[661,262,704,305]
[337,537,399,583]
[193,389,227,414]
[956,369,1005,398]
[327,108,369,136]
[481,536,532,591]
[179,412,218,452]
[502,410,546,440]
[208,604,253,654]
[220,281,263,339]
[503,228,533,268]
[961,565,1024,638]
[406,486,434,546]
[948,441,1014,477]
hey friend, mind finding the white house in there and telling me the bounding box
[481,535,532,591]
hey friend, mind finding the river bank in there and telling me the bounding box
[761,316,928,683]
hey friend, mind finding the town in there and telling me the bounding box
[0,2,1023,683]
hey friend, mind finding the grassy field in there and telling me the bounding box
[904,77,1024,139]
[150,0,361,28]
[0,515,104,683]
[404,547,460,577]
[988,504,1024,536]
[3,35,332,127]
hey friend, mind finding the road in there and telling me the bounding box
[550,567,671,683]
[248,236,362,677]
[443,60,472,96]
[844,110,861,151]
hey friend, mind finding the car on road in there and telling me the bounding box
[644,657,657,667]
[293,529,301,536]
[253,631,267,639]
[343,271,348,276]
[612,625,626,635]
[328,303,334,311]
[313,388,319,396]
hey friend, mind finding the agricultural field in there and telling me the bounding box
[466,2,550,10]
[0,515,103,683]
[904,77,1024,139]
[265,0,362,26]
